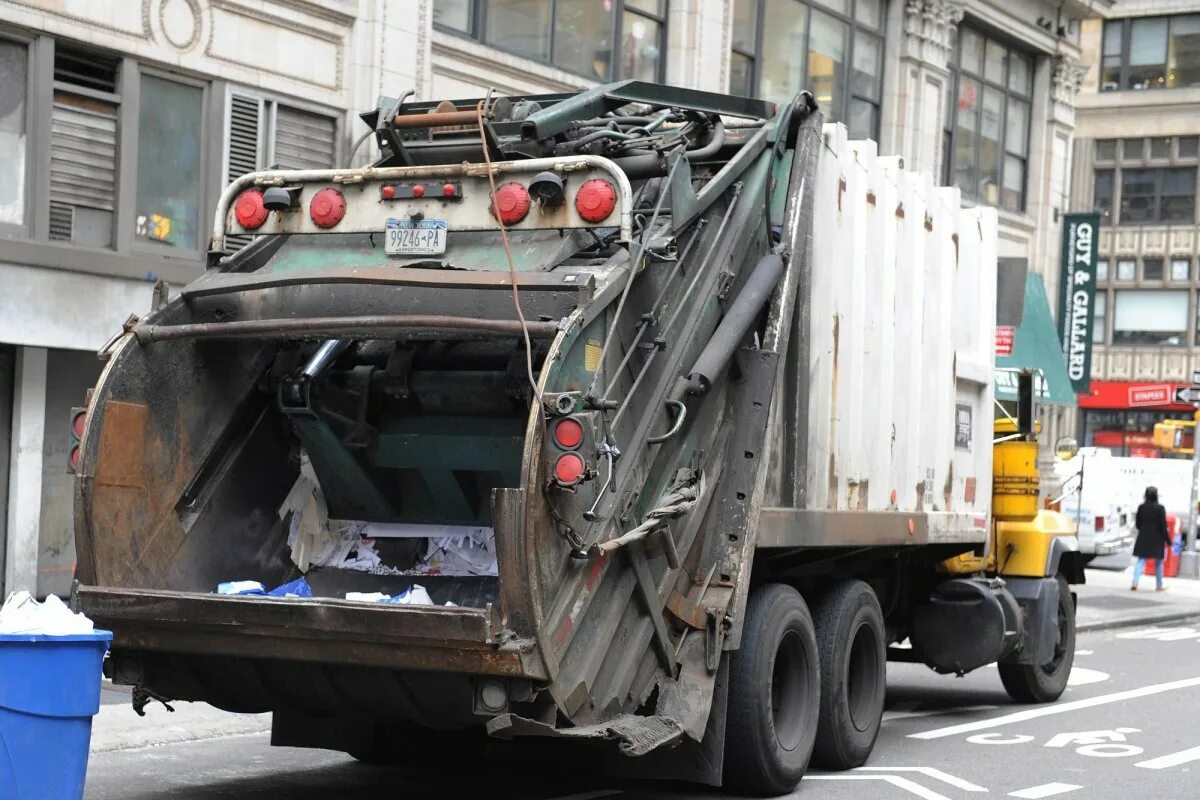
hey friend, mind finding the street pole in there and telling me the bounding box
[1180,409,1200,578]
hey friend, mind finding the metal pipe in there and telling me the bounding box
[134,315,560,343]
[684,253,784,394]
[301,339,351,378]
[392,109,481,129]
[685,120,726,161]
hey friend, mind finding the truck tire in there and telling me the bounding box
[724,583,819,796]
[811,579,886,770]
[999,576,1075,703]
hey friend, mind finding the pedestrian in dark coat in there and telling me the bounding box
[1132,486,1171,592]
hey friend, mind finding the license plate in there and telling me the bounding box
[385,219,447,255]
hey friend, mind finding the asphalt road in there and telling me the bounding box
[86,618,1200,800]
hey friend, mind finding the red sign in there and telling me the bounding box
[1129,384,1173,407]
[995,326,1015,356]
[1079,381,1194,410]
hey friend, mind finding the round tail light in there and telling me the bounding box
[310,188,346,228]
[234,189,268,229]
[492,182,531,225]
[575,179,617,223]
[553,418,584,449]
[554,453,586,485]
[72,410,87,439]
[69,446,81,471]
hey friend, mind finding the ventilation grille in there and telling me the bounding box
[50,95,117,212]
[227,94,261,182]
[54,48,118,93]
[275,106,336,169]
[48,202,73,241]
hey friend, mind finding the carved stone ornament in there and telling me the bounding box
[903,0,965,67]
[1052,55,1089,109]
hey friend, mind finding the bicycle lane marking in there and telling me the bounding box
[908,676,1200,740]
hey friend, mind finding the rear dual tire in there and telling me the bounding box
[724,584,820,796]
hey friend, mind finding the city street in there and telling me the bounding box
[86,598,1200,799]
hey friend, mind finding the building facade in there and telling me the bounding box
[1070,1,1200,456]
[0,0,1099,597]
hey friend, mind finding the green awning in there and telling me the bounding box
[995,273,1077,407]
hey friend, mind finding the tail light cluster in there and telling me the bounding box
[231,176,618,231]
[490,178,618,226]
[1094,515,1105,532]
[233,187,348,231]
[67,407,86,473]
[550,416,590,487]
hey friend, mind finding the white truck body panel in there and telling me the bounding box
[802,124,997,520]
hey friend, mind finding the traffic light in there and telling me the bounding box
[68,406,86,473]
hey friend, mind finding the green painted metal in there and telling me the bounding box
[370,416,525,473]
[293,416,397,519]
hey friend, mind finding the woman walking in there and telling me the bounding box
[1132,486,1171,592]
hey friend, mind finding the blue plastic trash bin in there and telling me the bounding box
[0,630,113,800]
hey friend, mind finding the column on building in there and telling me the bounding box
[881,0,963,176]
[664,0,728,91]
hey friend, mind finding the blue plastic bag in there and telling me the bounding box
[268,578,313,598]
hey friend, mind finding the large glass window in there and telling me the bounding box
[1094,169,1114,220]
[945,25,1032,212]
[135,75,203,251]
[1119,168,1196,223]
[439,0,666,82]
[0,38,26,228]
[1101,15,1200,91]
[1113,290,1189,346]
[730,0,884,139]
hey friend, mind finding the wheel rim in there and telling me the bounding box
[1042,601,1069,676]
[771,629,811,752]
[846,620,883,732]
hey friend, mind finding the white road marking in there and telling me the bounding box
[1044,728,1138,748]
[855,767,987,791]
[1007,782,1083,798]
[806,775,951,800]
[1117,627,1198,641]
[911,675,1200,740]
[1075,743,1142,757]
[883,705,998,723]
[1067,667,1109,686]
[966,733,1035,744]
[1075,649,1093,656]
[1135,745,1200,770]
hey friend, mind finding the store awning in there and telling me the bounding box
[995,273,1077,407]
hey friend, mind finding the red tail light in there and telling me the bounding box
[72,410,87,439]
[575,179,617,223]
[554,453,586,485]
[492,182,531,225]
[234,189,268,229]
[1094,516,1105,532]
[310,188,346,228]
[553,418,584,449]
[69,446,81,471]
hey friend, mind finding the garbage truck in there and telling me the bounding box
[70,81,1085,795]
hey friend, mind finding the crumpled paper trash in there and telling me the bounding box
[344,585,434,605]
[267,578,313,598]
[0,591,95,635]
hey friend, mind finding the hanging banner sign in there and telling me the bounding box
[1057,213,1100,395]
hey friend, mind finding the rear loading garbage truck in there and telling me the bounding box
[71,82,1084,795]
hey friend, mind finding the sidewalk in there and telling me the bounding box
[1076,565,1200,631]
[91,684,269,753]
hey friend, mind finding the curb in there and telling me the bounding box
[90,703,271,754]
[1077,609,1200,633]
